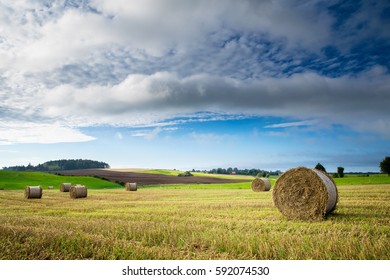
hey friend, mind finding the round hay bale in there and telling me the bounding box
[60,183,72,192]
[272,167,338,220]
[24,186,43,199]
[69,185,87,199]
[251,178,271,192]
[125,182,137,191]
[48,186,54,190]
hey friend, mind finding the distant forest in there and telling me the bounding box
[192,167,282,177]
[3,159,110,171]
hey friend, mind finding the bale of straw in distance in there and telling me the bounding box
[24,186,43,199]
[272,167,338,220]
[69,184,87,199]
[60,183,72,192]
[125,182,137,191]
[48,186,54,190]
[251,178,271,192]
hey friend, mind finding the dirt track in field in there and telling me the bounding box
[52,169,251,186]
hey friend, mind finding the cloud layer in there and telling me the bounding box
[1,0,389,143]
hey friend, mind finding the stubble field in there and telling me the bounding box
[0,181,389,260]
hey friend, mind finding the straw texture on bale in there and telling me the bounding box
[69,185,87,199]
[251,178,271,192]
[24,186,43,199]
[60,183,72,192]
[272,167,338,220]
[125,182,137,191]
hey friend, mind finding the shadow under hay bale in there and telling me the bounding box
[251,178,271,192]
[69,185,87,199]
[60,183,72,192]
[25,186,43,199]
[272,167,338,220]
[125,182,137,191]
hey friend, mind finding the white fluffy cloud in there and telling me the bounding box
[15,10,115,72]
[0,122,95,145]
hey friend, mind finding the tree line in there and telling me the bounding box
[315,157,390,177]
[3,159,110,171]
[191,167,282,177]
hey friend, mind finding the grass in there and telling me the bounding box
[0,170,122,190]
[138,169,184,176]
[333,174,390,185]
[192,172,255,180]
[0,183,389,260]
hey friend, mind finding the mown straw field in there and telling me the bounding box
[0,183,389,260]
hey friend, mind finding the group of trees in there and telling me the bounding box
[380,157,390,175]
[191,157,390,178]
[314,163,344,178]
[191,168,282,177]
[314,156,390,177]
[194,157,390,178]
[3,159,110,172]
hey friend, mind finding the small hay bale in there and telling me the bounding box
[272,167,338,220]
[69,184,87,199]
[251,178,271,192]
[24,186,43,199]
[48,186,54,190]
[60,183,72,192]
[125,182,137,191]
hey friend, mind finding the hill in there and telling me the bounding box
[0,170,121,190]
[2,159,109,172]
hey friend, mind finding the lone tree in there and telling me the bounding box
[380,157,390,175]
[314,163,327,173]
[337,166,345,178]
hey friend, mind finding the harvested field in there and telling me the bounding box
[52,169,251,186]
[0,184,389,259]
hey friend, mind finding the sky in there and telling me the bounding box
[0,0,389,172]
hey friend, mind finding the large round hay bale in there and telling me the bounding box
[24,186,43,199]
[125,182,137,191]
[60,183,72,192]
[251,178,271,192]
[69,185,87,199]
[272,167,338,220]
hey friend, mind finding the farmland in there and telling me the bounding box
[0,170,122,190]
[0,170,389,259]
[52,169,252,186]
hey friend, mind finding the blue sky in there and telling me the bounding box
[0,0,389,172]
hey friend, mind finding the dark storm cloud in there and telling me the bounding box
[1,0,389,143]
